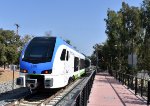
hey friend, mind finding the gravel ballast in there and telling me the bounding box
[0,80,19,94]
[0,79,29,106]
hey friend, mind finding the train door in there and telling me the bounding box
[66,51,74,77]
[65,50,70,78]
[65,50,69,74]
[65,50,75,84]
[60,48,67,83]
[69,52,74,75]
[74,57,80,79]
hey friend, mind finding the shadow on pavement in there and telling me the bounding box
[0,87,29,102]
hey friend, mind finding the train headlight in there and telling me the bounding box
[20,69,28,73]
[41,69,52,74]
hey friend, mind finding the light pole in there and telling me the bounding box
[12,23,19,91]
[14,24,19,35]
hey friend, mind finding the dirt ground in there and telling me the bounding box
[0,68,19,83]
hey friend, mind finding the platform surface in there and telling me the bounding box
[87,72,147,106]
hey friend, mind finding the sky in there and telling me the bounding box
[0,0,142,56]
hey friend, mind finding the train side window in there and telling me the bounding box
[60,49,66,61]
[74,57,79,71]
[85,59,90,68]
[80,59,85,69]
[66,51,69,61]
[83,60,85,68]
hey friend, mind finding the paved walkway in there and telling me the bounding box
[87,72,147,106]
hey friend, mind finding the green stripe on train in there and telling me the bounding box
[74,74,78,79]
[80,69,85,75]
[73,69,85,79]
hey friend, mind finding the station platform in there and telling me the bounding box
[87,72,147,106]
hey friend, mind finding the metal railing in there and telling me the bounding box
[61,70,96,106]
[114,71,150,105]
[73,71,95,106]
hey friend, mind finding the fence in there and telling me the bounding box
[114,71,150,105]
[65,70,96,106]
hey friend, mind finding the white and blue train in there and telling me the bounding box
[17,37,90,90]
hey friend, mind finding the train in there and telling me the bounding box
[16,37,91,90]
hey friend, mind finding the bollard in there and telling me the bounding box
[135,77,137,95]
[123,74,125,85]
[128,75,129,89]
[131,77,134,90]
[119,73,120,82]
[141,79,143,97]
[121,73,123,84]
[116,71,117,79]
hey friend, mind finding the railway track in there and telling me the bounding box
[6,70,95,106]
[16,89,63,106]
[6,78,85,106]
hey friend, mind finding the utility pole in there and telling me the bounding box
[12,23,19,91]
[15,24,19,35]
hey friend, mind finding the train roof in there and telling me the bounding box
[33,36,72,47]
[32,36,85,56]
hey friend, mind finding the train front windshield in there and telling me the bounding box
[22,37,56,63]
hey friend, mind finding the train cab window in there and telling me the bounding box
[66,51,69,61]
[74,57,79,71]
[60,49,66,61]
[22,37,56,64]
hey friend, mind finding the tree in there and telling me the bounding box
[0,29,22,69]
[140,0,150,73]
[121,2,141,74]
[21,34,33,45]
[0,43,7,69]
[98,2,142,74]
[91,43,110,70]
[104,9,123,71]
